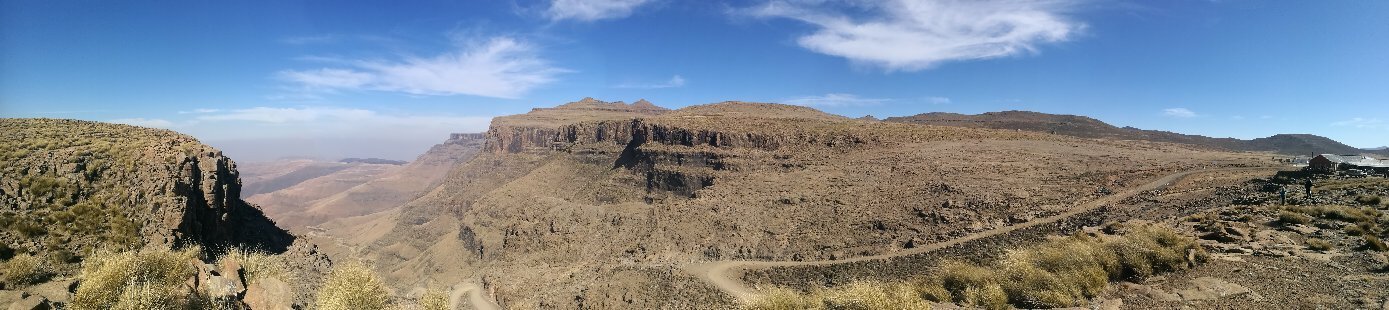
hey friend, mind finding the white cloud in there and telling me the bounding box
[278,37,566,99]
[109,118,174,128]
[547,0,651,22]
[178,108,221,114]
[1332,117,1385,129]
[614,75,686,89]
[926,96,952,104]
[744,0,1084,71]
[1162,108,1197,118]
[784,93,890,107]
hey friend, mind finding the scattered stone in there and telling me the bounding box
[1286,224,1319,235]
[244,277,293,310]
[205,275,245,299]
[7,294,50,310]
[1174,277,1255,301]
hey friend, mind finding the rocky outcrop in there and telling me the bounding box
[0,119,292,256]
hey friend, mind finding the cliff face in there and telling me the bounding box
[338,99,1261,309]
[0,119,291,257]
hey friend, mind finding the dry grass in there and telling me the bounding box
[418,288,450,310]
[1366,235,1388,252]
[70,247,200,310]
[742,282,931,310]
[316,262,391,310]
[743,224,1203,309]
[1,254,52,287]
[1278,210,1313,225]
[216,247,286,285]
[1305,239,1333,251]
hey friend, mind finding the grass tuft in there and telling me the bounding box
[743,224,1202,309]
[418,288,450,310]
[316,262,391,310]
[2,254,53,287]
[1305,238,1333,251]
[70,247,200,310]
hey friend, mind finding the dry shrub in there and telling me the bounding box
[216,247,285,284]
[1305,238,1333,251]
[743,287,821,310]
[1356,195,1383,206]
[419,288,450,310]
[743,282,930,310]
[822,282,931,310]
[70,247,200,310]
[742,224,1202,310]
[1278,210,1313,225]
[1366,235,1389,252]
[2,253,52,287]
[316,262,391,310]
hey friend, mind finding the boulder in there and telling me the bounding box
[243,277,292,310]
[7,294,50,310]
[205,275,245,299]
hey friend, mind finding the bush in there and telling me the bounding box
[2,254,52,287]
[744,287,821,310]
[316,262,391,310]
[1366,235,1388,252]
[745,224,1203,310]
[822,282,931,310]
[70,247,200,310]
[1357,195,1383,206]
[1279,211,1312,225]
[216,248,285,285]
[419,288,450,310]
[743,283,931,310]
[1305,239,1333,251]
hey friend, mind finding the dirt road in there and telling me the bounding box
[451,282,501,310]
[685,167,1265,301]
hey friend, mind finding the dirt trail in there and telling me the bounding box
[685,167,1266,301]
[451,282,501,310]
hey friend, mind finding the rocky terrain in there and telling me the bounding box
[246,133,485,230]
[308,98,1270,308]
[885,111,1387,156]
[0,119,340,308]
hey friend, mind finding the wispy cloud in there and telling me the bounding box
[178,108,222,114]
[784,93,890,107]
[926,96,952,104]
[109,118,174,128]
[614,75,686,89]
[547,0,652,22]
[1162,108,1197,118]
[742,0,1084,71]
[277,36,566,99]
[1332,117,1385,129]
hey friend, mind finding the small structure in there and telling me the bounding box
[1309,154,1389,173]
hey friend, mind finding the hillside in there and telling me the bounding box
[247,133,485,230]
[314,99,1267,308]
[884,111,1383,156]
[0,119,292,256]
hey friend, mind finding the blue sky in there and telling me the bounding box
[2,0,1387,160]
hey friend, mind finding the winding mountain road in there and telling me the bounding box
[451,282,501,310]
[685,167,1269,301]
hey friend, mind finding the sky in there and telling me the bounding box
[2,0,1387,161]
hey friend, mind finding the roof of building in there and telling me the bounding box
[1316,154,1389,168]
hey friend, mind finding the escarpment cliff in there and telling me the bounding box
[334,99,1263,309]
[0,119,292,258]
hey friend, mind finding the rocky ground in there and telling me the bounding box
[310,99,1272,308]
[1108,174,1389,309]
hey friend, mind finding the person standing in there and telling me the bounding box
[1303,179,1314,197]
